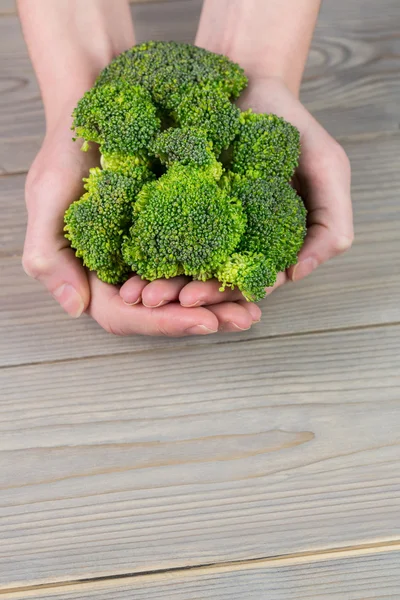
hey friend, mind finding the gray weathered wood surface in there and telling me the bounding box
[1,0,400,597]
[5,548,400,600]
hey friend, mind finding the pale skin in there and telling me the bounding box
[18,0,353,337]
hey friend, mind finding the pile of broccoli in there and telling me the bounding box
[65,41,306,302]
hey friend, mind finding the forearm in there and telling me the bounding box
[18,0,135,129]
[196,0,320,96]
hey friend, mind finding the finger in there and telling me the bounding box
[179,278,245,307]
[88,273,219,336]
[141,276,191,307]
[207,301,258,332]
[23,172,91,318]
[119,275,149,305]
[289,144,353,282]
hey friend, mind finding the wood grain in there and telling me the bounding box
[1,0,400,174]
[1,134,399,367]
[5,548,400,599]
[0,325,399,587]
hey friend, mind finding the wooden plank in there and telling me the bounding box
[0,133,399,367]
[5,548,400,599]
[1,0,400,174]
[0,0,15,15]
[0,325,400,587]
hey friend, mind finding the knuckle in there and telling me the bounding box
[25,168,62,205]
[332,231,354,254]
[22,250,52,279]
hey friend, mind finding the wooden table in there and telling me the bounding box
[1,0,399,597]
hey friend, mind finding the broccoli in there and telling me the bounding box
[170,84,241,154]
[216,252,277,303]
[122,163,245,282]
[232,177,307,272]
[64,166,153,284]
[150,127,216,168]
[65,41,307,302]
[96,41,248,107]
[232,111,300,181]
[72,81,161,157]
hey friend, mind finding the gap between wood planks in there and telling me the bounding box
[0,320,399,372]
[1,539,399,596]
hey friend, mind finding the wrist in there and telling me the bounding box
[18,0,135,131]
[196,0,320,97]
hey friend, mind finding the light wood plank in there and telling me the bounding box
[0,0,15,15]
[1,134,399,367]
[1,0,400,174]
[5,548,400,599]
[0,326,399,587]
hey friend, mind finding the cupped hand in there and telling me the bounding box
[237,77,354,288]
[23,121,260,336]
[127,76,353,309]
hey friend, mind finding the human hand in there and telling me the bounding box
[236,76,354,289]
[23,117,261,336]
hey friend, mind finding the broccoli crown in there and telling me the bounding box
[65,42,307,301]
[233,177,307,272]
[150,127,216,168]
[171,85,241,154]
[232,112,300,181]
[96,41,247,107]
[64,167,152,284]
[100,151,152,175]
[72,81,161,156]
[216,252,277,302]
[122,164,246,281]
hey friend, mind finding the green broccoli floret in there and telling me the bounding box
[64,166,153,284]
[100,151,152,176]
[233,177,307,272]
[122,163,246,281]
[216,252,277,302]
[150,127,216,168]
[72,81,161,157]
[96,41,247,108]
[171,85,241,154]
[232,112,300,181]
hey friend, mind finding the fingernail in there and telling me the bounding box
[185,325,217,335]
[292,257,318,282]
[53,283,84,318]
[143,300,167,308]
[181,300,203,307]
[123,297,141,306]
[226,322,251,331]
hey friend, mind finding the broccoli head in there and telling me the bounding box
[232,112,300,181]
[96,41,248,108]
[170,85,241,154]
[150,127,216,168]
[64,166,153,284]
[233,177,307,272]
[122,164,246,281]
[72,81,161,157]
[216,252,277,302]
